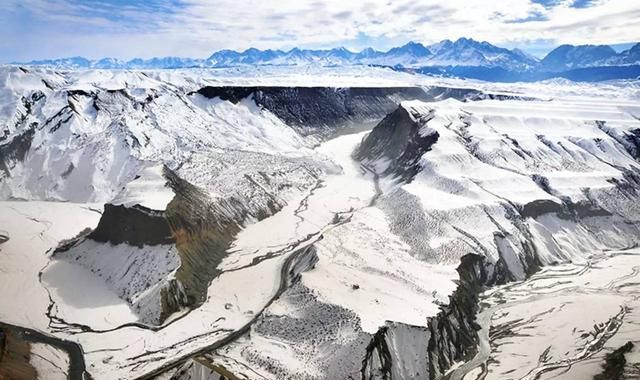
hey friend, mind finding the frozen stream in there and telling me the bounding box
[447,250,640,380]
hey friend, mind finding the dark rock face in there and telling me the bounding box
[624,129,640,160]
[193,86,433,136]
[362,255,496,380]
[51,167,252,323]
[594,341,635,380]
[361,322,431,380]
[518,198,611,220]
[595,121,640,161]
[361,327,393,380]
[362,245,545,380]
[1,91,44,144]
[192,86,529,139]
[426,254,488,378]
[193,86,257,103]
[356,105,439,181]
[519,199,564,218]
[0,128,35,178]
[0,326,38,380]
[0,322,88,380]
[162,168,246,311]
[540,44,617,72]
[88,204,174,248]
[63,165,292,323]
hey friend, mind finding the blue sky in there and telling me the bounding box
[0,0,638,62]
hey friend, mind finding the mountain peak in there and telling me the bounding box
[403,41,426,47]
[386,41,431,57]
[454,37,475,44]
[541,44,617,71]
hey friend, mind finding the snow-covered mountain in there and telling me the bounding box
[16,38,540,70]
[15,38,640,85]
[540,44,618,71]
[603,42,640,66]
[540,43,640,72]
[16,39,640,83]
[24,56,207,70]
[1,66,640,380]
[425,37,539,69]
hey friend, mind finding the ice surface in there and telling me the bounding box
[0,201,102,330]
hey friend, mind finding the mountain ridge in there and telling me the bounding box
[14,38,640,75]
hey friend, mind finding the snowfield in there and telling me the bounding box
[1,65,640,380]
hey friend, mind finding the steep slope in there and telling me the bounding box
[0,66,446,379]
[356,104,439,180]
[426,38,539,69]
[540,44,618,72]
[609,43,640,65]
[193,86,432,136]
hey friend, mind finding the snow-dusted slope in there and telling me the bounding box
[0,67,319,203]
[359,97,640,269]
[541,43,640,71]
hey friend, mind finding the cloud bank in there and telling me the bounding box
[1,0,638,61]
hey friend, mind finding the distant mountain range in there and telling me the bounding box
[15,38,640,82]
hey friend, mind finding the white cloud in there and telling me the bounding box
[1,0,638,61]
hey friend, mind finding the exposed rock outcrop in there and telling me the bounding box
[356,105,439,180]
[594,341,636,380]
[0,326,38,380]
[193,86,433,137]
[88,204,174,247]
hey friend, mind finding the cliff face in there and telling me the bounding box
[0,326,38,380]
[194,86,433,137]
[361,255,488,380]
[88,204,174,247]
[355,105,439,180]
[162,168,247,317]
[193,86,527,139]
[0,322,87,380]
[51,166,287,325]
